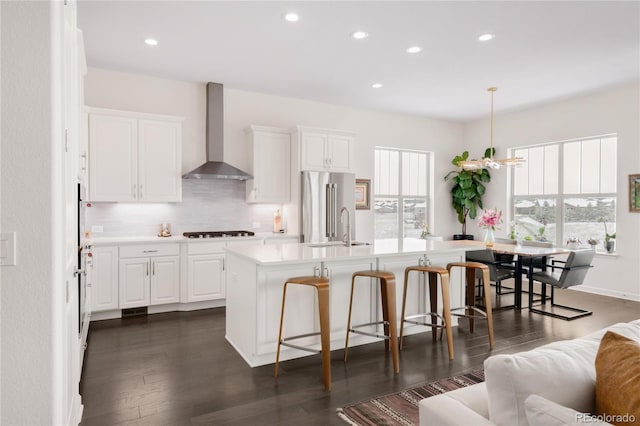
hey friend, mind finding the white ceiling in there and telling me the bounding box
[78,1,640,121]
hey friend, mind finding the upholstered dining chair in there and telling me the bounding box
[526,248,595,320]
[465,249,515,310]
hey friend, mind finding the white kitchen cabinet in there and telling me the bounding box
[183,242,226,303]
[119,244,180,308]
[119,257,150,308]
[88,108,182,202]
[89,246,119,312]
[149,256,180,305]
[245,126,291,203]
[296,126,355,173]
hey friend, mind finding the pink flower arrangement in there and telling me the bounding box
[478,208,503,230]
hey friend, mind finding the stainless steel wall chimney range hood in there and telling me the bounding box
[182,82,252,180]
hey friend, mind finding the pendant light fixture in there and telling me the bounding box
[459,87,525,170]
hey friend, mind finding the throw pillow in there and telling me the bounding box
[595,331,640,425]
[525,394,611,426]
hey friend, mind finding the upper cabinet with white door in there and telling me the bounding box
[295,126,355,173]
[245,125,291,203]
[87,108,182,202]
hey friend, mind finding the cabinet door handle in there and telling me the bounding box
[222,259,225,271]
[81,153,87,171]
[143,250,158,253]
[146,261,149,276]
[152,260,155,275]
[132,184,137,198]
[139,184,143,199]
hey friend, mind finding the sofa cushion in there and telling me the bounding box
[485,321,640,426]
[419,383,492,426]
[595,331,640,425]
[485,340,598,426]
[525,394,611,426]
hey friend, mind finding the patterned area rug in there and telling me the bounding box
[336,369,485,426]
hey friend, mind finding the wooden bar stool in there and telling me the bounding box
[446,261,495,349]
[344,270,399,374]
[274,275,331,391]
[399,265,454,360]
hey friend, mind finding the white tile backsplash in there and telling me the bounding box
[85,180,285,236]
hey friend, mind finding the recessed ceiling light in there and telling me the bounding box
[478,33,495,42]
[144,38,158,46]
[372,83,383,89]
[352,31,369,40]
[406,46,422,54]
[283,12,299,22]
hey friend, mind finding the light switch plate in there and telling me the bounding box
[0,232,17,266]
[91,225,104,233]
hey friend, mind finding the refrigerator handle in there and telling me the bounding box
[332,184,338,237]
[325,184,331,238]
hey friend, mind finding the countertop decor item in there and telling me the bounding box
[458,87,525,171]
[478,208,502,247]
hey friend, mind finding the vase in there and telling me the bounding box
[484,228,495,247]
[605,240,615,253]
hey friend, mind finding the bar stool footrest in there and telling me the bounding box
[450,306,488,320]
[280,331,322,354]
[349,320,390,340]
[403,312,447,328]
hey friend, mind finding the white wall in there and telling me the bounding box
[1,1,67,424]
[84,69,465,241]
[464,83,640,300]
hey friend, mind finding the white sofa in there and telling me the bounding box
[419,319,640,426]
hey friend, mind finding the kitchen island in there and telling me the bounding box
[224,239,470,367]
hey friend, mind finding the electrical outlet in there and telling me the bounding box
[91,225,104,233]
[252,222,261,229]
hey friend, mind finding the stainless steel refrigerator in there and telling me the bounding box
[300,171,356,243]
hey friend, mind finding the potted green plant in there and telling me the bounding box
[444,149,493,239]
[599,218,616,253]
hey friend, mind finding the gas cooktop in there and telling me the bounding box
[183,230,255,239]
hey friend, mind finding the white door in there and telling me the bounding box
[90,246,119,312]
[119,257,150,308]
[300,132,328,171]
[187,254,225,302]
[138,119,182,202]
[150,256,180,305]
[89,114,138,201]
[327,135,353,172]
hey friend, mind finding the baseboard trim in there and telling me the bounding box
[572,285,640,302]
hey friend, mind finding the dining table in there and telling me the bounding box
[452,240,572,309]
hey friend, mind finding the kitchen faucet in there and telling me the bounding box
[340,207,351,247]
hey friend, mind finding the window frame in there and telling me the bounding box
[508,134,617,249]
[374,147,433,244]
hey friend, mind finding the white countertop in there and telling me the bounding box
[224,238,469,265]
[88,233,298,246]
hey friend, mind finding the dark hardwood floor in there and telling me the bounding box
[80,287,640,426]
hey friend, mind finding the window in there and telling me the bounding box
[374,148,431,242]
[511,135,617,250]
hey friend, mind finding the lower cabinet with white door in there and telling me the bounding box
[89,245,119,312]
[182,242,226,303]
[119,243,180,309]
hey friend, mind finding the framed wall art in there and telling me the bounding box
[630,174,640,212]
[355,179,371,210]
